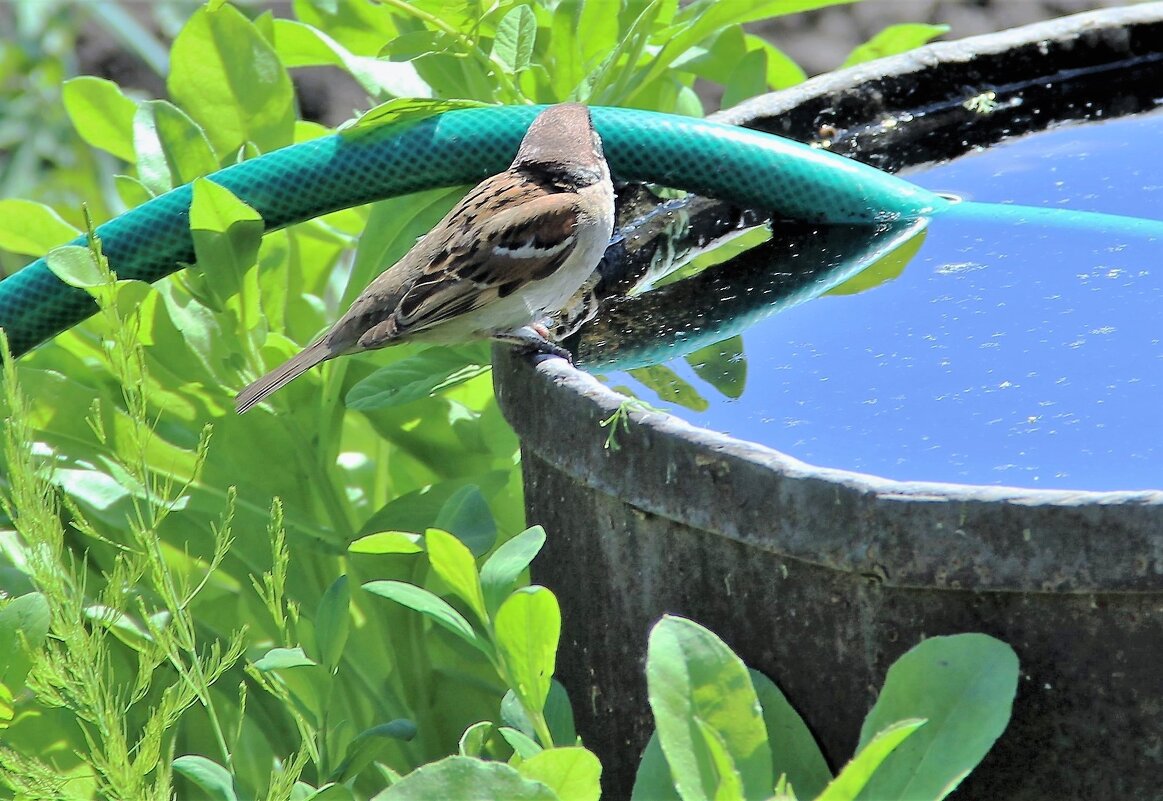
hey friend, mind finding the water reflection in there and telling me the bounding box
[579,112,1163,491]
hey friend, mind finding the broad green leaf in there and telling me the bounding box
[628,365,708,412]
[134,100,219,190]
[363,580,487,653]
[382,30,452,63]
[354,475,509,540]
[315,575,351,670]
[331,720,419,784]
[817,720,926,801]
[646,615,772,801]
[492,5,537,73]
[371,756,556,800]
[495,587,560,717]
[721,47,767,110]
[115,174,154,208]
[434,484,497,557]
[544,681,578,747]
[685,336,746,400]
[459,721,494,757]
[46,245,104,289]
[631,732,682,801]
[0,592,50,689]
[425,528,488,623]
[855,634,1018,801]
[694,719,744,800]
[252,649,328,726]
[501,681,575,747]
[85,605,155,650]
[168,4,295,154]
[842,24,949,68]
[62,76,137,161]
[273,19,429,98]
[173,755,239,801]
[345,346,490,411]
[518,747,601,801]
[132,102,173,194]
[294,0,399,55]
[749,670,831,799]
[189,178,265,303]
[744,35,806,90]
[499,726,544,760]
[0,201,79,256]
[253,646,318,671]
[481,525,547,614]
[349,531,424,554]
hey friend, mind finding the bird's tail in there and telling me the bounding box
[235,339,334,414]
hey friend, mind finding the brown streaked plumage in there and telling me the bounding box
[235,103,614,415]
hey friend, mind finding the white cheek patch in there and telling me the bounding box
[494,236,574,261]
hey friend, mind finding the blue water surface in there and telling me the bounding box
[598,112,1163,490]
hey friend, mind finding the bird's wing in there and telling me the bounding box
[344,190,584,350]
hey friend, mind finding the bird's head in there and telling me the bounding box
[512,103,608,188]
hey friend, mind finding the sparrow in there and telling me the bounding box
[235,103,615,414]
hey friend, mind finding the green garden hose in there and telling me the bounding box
[2,105,1159,356]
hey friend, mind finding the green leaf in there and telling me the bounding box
[627,365,708,412]
[480,525,546,616]
[189,178,265,303]
[684,336,746,400]
[331,720,419,784]
[842,24,949,68]
[499,726,544,760]
[61,76,137,161]
[0,593,50,690]
[0,201,80,256]
[425,528,488,623]
[693,719,745,799]
[349,531,425,554]
[817,720,926,801]
[133,100,219,191]
[46,245,105,289]
[854,634,1018,800]
[749,669,831,799]
[167,4,295,154]
[345,346,490,411]
[273,19,430,98]
[459,721,494,757]
[492,5,537,73]
[646,615,773,801]
[744,35,806,90]
[720,47,767,109]
[315,575,351,670]
[434,484,497,557]
[371,756,556,800]
[252,647,328,726]
[253,646,318,671]
[501,680,575,747]
[173,755,239,801]
[494,587,560,718]
[517,747,601,801]
[363,580,487,654]
[115,174,154,207]
[631,732,682,801]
